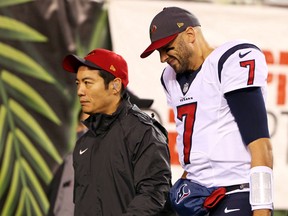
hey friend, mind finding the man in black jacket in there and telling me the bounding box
[62,48,175,215]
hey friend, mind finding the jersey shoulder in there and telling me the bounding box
[212,40,268,92]
[209,39,260,61]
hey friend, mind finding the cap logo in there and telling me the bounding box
[150,25,157,34]
[177,22,184,28]
[110,65,116,71]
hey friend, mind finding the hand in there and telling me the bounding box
[253,209,272,216]
[181,171,187,179]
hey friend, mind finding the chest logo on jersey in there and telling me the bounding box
[183,82,189,94]
[239,50,251,58]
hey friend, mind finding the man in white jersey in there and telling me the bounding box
[140,6,273,216]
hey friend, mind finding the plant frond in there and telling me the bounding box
[9,99,62,163]
[0,15,47,41]
[21,158,49,213]
[2,70,61,125]
[0,105,8,158]
[16,128,53,184]
[0,0,33,8]
[0,42,55,83]
[1,159,20,216]
[0,132,14,199]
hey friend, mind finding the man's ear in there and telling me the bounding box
[185,26,196,42]
[111,78,122,92]
[113,83,118,90]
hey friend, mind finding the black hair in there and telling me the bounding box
[98,69,115,88]
[98,69,125,94]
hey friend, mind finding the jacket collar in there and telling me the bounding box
[83,93,131,136]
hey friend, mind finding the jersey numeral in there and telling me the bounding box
[177,102,197,164]
[240,59,255,85]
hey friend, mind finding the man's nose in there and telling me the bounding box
[77,84,85,96]
[159,50,169,63]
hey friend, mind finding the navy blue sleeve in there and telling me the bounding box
[225,87,270,145]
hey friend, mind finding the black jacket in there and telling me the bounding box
[73,97,175,216]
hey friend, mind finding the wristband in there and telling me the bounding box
[249,166,273,210]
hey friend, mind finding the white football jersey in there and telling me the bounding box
[161,40,268,187]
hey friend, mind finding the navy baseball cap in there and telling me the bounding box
[140,7,201,58]
[62,48,129,88]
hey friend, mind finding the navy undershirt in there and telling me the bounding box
[225,87,270,145]
[160,67,201,95]
[176,67,201,95]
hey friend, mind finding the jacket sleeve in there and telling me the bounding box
[122,124,176,216]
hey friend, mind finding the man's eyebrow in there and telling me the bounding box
[76,77,95,82]
[166,47,175,52]
[158,42,175,52]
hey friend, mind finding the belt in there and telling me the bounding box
[225,183,249,193]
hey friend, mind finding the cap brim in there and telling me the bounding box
[140,34,178,58]
[62,54,101,73]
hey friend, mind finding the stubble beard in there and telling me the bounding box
[173,41,191,74]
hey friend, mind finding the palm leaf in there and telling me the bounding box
[2,70,61,125]
[66,96,81,152]
[0,105,8,157]
[26,188,43,216]
[0,0,33,8]
[9,99,62,163]
[0,132,14,199]
[1,159,20,216]
[0,15,47,41]
[0,42,55,83]
[15,188,26,216]
[88,9,109,51]
[16,128,52,184]
[21,158,49,213]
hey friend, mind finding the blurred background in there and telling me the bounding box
[0,0,287,215]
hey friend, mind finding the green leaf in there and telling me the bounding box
[26,188,43,216]
[0,132,14,199]
[21,158,49,213]
[16,128,52,184]
[88,9,109,51]
[1,160,20,216]
[2,70,61,125]
[15,188,26,216]
[0,105,8,157]
[0,105,7,136]
[0,42,55,83]
[0,0,33,8]
[9,99,62,163]
[0,16,47,41]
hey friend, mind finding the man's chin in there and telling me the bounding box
[169,64,182,74]
[81,106,90,114]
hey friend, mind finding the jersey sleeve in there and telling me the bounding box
[220,46,268,94]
